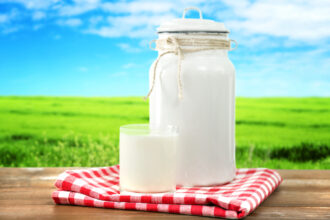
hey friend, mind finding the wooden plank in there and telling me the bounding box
[279,179,330,191]
[0,199,53,205]
[261,190,330,207]
[0,204,204,220]
[0,167,68,177]
[1,204,329,220]
[0,188,54,201]
[247,207,330,220]
[277,170,330,179]
[0,177,57,188]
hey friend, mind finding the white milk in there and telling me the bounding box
[149,8,236,186]
[119,131,177,193]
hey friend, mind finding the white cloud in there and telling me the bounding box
[100,0,208,14]
[85,0,209,39]
[0,8,19,23]
[2,25,21,34]
[117,43,142,53]
[0,14,9,23]
[33,24,43,30]
[0,8,21,34]
[3,0,59,9]
[57,0,100,16]
[222,0,330,41]
[101,1,175,14]
[7,0,329,43]
[232,47,330,96]
[89,15,103,25]
[32,11,46,20]
[139,39,151,48]
[87,14,175,38]
[57,18,82,27]
[0,0,209,38]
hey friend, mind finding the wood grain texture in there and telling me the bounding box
[0,168,329,220]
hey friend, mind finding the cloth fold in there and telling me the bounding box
[52,165,282,219]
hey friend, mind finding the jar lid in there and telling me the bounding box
[157,7,229,34]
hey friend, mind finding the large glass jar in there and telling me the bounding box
[148,8,236,186]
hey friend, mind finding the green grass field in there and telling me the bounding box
[0,96,329,169]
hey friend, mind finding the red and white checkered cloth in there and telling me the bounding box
[52,165,282,219]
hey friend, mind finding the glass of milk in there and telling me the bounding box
[119,124,178,193]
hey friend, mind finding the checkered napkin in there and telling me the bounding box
[52,165,282,219]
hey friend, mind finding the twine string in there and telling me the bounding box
[144,36,235,100]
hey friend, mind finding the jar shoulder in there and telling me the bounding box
[150,51,235,75]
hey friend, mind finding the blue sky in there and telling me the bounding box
[0,0,329,97]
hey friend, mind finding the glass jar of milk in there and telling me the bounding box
[147,7,236,186]
[120,124,178,193]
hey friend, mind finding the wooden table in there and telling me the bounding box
[0,168,329,219]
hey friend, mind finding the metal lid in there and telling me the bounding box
[157,7,229,34]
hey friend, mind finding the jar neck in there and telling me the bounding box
[157,32,230,54]
[158,32,229,40]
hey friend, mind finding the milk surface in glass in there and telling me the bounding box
[119,124,178,193]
